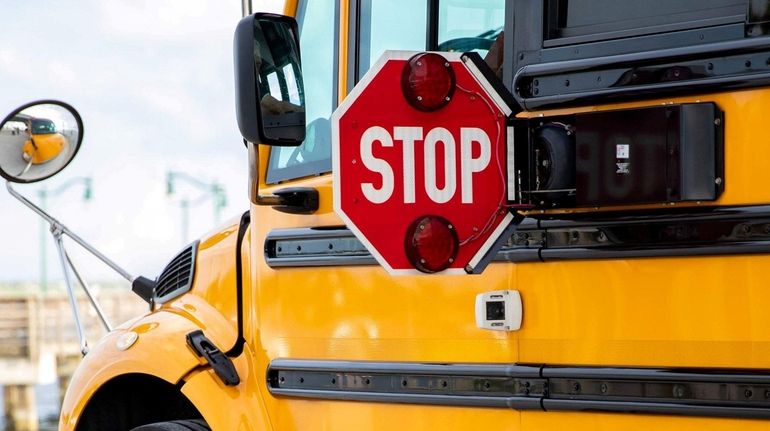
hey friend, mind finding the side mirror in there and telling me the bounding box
[234,13,306,146]
[0,100,83,183]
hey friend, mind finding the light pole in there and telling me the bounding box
[39,177,92,294]
[166,171,227,245]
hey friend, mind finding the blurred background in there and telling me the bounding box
[0,0,281,429]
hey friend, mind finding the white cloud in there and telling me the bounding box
[95,0,240,42]
[0,0,249,282]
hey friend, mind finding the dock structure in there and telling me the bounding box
[0,290,146,431]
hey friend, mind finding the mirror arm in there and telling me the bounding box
[247,140,283,206]
[6,181,135,283]
[64,249,113,332]
[53,232,89,356]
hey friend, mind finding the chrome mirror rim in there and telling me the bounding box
[0,99,84,184]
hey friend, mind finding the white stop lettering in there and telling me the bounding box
[359,126,491,204]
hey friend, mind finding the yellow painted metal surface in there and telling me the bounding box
[59,220,243,430]
[59,298,236,430]
[244,33,770,431]
[181,343,273,431]
[521,411,770,430]
[517,254,770,367]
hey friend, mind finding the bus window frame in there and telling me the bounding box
[347,0,511,91]
[348,0,433,86]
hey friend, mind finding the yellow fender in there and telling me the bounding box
[60,217,269,430]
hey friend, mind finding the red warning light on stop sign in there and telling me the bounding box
[332,51,514,275]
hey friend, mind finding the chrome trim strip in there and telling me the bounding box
[265,227,375,267]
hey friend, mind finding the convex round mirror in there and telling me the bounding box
[0,100,83,183]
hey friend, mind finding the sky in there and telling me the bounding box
[0,0,283,284]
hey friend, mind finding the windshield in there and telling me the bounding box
[31,118,56,134]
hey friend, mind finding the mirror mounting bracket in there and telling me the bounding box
[247,141,318,213]
[5,181,151,355]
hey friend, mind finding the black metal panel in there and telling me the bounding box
[541,24,745,63]
[543,0,745,47]
[514,36,770,109]
[511,104,723,209]
[680,104,723,200]
[576,108,669,205]
[573,103,721,206]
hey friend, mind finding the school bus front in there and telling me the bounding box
[55,0,770,430]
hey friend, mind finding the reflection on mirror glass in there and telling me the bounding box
[253,17,306,142]
[0,103,81,183]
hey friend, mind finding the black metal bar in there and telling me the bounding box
[501,0,516,94]
[264,205,770,266]
[347,0,360,91]
[269,359,541,377]
[426,0,440,51]
[519,70,770,110]
[332,0,340,108]
[542,366,770,384]
[542,399,770,419]
[269,388,540,409]
[519,36,770,80]
[267,359,770,418]
[514,37,770,109]
[225,211,250,357]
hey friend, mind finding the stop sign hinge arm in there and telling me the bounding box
[465,211,525,274]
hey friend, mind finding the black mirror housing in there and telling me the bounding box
[234,13,306,147]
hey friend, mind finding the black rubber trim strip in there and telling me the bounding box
[518,37,770,80]
[426,0,439,51]
[269,359,541,376]
[264,205,770,266]
[541,366,770,383]
[267,359,770,418]
[225,210,250,357]
[269,388,542,409]
[542,399,770,419]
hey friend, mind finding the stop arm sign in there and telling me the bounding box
[332,51,515,275]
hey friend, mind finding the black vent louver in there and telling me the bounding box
[154,241,198,303]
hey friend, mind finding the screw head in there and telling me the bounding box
[673,385,685,398]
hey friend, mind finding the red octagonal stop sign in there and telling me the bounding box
[332,51,514,275]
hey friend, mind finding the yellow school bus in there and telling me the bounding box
[36,0,770,430]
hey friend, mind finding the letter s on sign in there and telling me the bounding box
[360,126,394,204]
